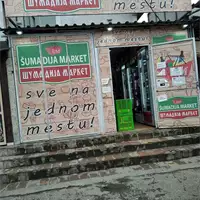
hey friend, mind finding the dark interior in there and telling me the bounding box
[110,46,154,128]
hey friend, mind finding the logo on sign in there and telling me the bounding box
[24,0,101,12]
[172,98,182,105]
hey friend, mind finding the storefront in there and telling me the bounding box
[3,23,198,144]
[2,0,199,144]
[95,26,199,131]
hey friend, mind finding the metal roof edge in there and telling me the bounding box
[1,19,199,35]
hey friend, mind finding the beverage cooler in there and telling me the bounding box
[135,47,155,126]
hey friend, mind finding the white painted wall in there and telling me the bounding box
[148,12,187,22]
[56,14,138,25]
[7,14,137,28]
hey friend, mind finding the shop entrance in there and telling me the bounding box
[110,46,155,131]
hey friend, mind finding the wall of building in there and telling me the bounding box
[10,34,101,143]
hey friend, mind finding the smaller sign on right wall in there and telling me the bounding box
[158,96,199,119]
[152,33,187,44]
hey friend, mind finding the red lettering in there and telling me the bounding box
[159,110,199,119]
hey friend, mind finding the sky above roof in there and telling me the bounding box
[192,0,199,3]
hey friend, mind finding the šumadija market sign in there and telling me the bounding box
[5,0,191,17]
[16,41,91,83]
[25,0,100,12]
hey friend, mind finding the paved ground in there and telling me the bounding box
[2,156,200,200]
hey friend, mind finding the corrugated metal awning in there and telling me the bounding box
[1,19,199,35]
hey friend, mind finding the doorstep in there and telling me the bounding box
[0,126,200,157]
[1,133,200,185]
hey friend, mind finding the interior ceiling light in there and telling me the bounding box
[107,27,113,31]
[183,24,188,28]
[16,29,23,35]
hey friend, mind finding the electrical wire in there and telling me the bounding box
[144,0,162,22]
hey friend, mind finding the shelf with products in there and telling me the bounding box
[132,65,142,113]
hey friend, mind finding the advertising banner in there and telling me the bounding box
[13,35,99,142]
[5,0,191,17]
[17,41,91,83]
[153,39,200,128]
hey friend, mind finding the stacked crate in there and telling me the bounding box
[115,99,135,131]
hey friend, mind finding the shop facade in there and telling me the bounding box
[6,24,200,144]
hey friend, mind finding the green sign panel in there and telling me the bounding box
[17,41,91,83]
[158,96,199,119]
[153,34,187,44]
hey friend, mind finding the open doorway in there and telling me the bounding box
[110,46,155,131]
